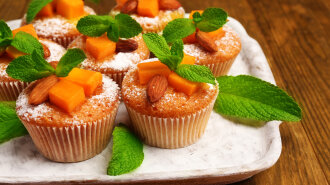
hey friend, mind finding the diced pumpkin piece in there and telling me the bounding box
[137,0,159,17]
[49,79,86,113]
[12,24,39,39]
[181,53,195,65]
[189,10,203,19]
[51,0,59,8]
[168,72,199,95]
[56,0,85,19]
[5,46,25,59]
[116,0,128,8]
[85,35,116,61]
[183,31,196,43]
[205,27,224,38]
[37,3,54,17]
[64,68,103,97]
[137,61,171,84]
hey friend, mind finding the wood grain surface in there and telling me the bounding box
[0,0,329,185]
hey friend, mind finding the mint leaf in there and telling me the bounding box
[0,20,13,47]
[170,39,184,60]
[107,124,144,176]
[192,12,202,23]
[196,8,228,32]
[163,18,196,43]
[26,0,53,23]
[11,32,43,56]
[55,49,86,77]
[77,15,113,37]
[107,22,119,42]
[0,102,28,144]
[215,75,302,122]
[116,14,142,39]
[176,64,215,84]
[6,51,54,82]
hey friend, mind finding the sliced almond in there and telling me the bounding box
[121,0,138,14]
[159,0,181,10]
[147,75,168,103]
[196,31,218,53]
[29,75,59,105]
[116,39,138,53]
[42,43,51,59]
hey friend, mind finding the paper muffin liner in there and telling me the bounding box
[204,57,236,77]
[40,35,79,48]
[21,101,120,162]
[0,81,29,101]
[106,71,127,87]
[125,98,216,149]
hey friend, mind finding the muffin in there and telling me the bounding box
[121,59,218,148]
[16,73,120,162]
[0,25,66,101]
[109,0,185,33]
[68,34,149,86]
[21,0,96,47]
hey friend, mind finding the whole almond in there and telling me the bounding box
[42,43,51,59]
[116,39,138,53]
[29,75,59,105]
[49,61,59,70]
[196,31,218,53]
[121,0,138,14]
[147,75,168,103]
[159,0,181,10]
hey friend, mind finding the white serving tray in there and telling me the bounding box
[0,18,282,184]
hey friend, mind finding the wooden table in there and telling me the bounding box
[0,0,329,185]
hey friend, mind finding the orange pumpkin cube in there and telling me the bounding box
[5,46,25,59]
[37,3,54,17]
[181,53,196,65]
[137,0,159,17]
[205,27,224,38]
[56,0,85,19]
[64,68,103,97]
[85,35,116,61]
[137,61,171,84]
[12,24,39,39]
[49,79,86,113]
[168,72,199,95]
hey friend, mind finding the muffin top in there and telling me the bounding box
[16,75,120,127]
[184,25,241,64]
[68,34,149,73]
[121,63,218,118]
[0,38,66,82]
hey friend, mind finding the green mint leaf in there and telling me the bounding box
[26,0,53,23]
[77,15,113,37]
[175,64,216,84]
[214,75,302,122]
[11,31,43,56]
[107,124,144,176]
[163,18,196,43]
[107,22,119,42]
[55,49,86,77]
[170,39,184,60]
[192,12,202,23]
[116,14,142,39]
[6,51,54,82]
[196,8,228,32]
[0,102,28,144]
[0,20,13,47]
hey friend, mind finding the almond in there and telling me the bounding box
[49,61,59,70]
[196,31,218,53]
[121,0,138,14]
[42,43,51,59]
[116,39,138,53]
[29,75,59,105]
[147,75,168,103]
[159,0,181,10]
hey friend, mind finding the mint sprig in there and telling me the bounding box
[214,75,302,122]
[0,102,28,144]
[11,31,44,56]
[163,8,228,43]
[7,49,86,82]
[0,20,13,47]
[26,0,53,23]
[107,124,144,176]
[176,64,215,85]
[77,14,142,42]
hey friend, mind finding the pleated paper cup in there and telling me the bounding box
[45,35,79,48]
[125,98,216,149]
[106,71,126,87]
[0,81,29,101]
[205,57,236,77]
[20,101,120,163]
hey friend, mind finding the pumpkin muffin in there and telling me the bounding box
[68,34,149,86]
[121,59,218,149]
[109,0,185,33]
[16,75,120,162]
[21,0,96,47]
